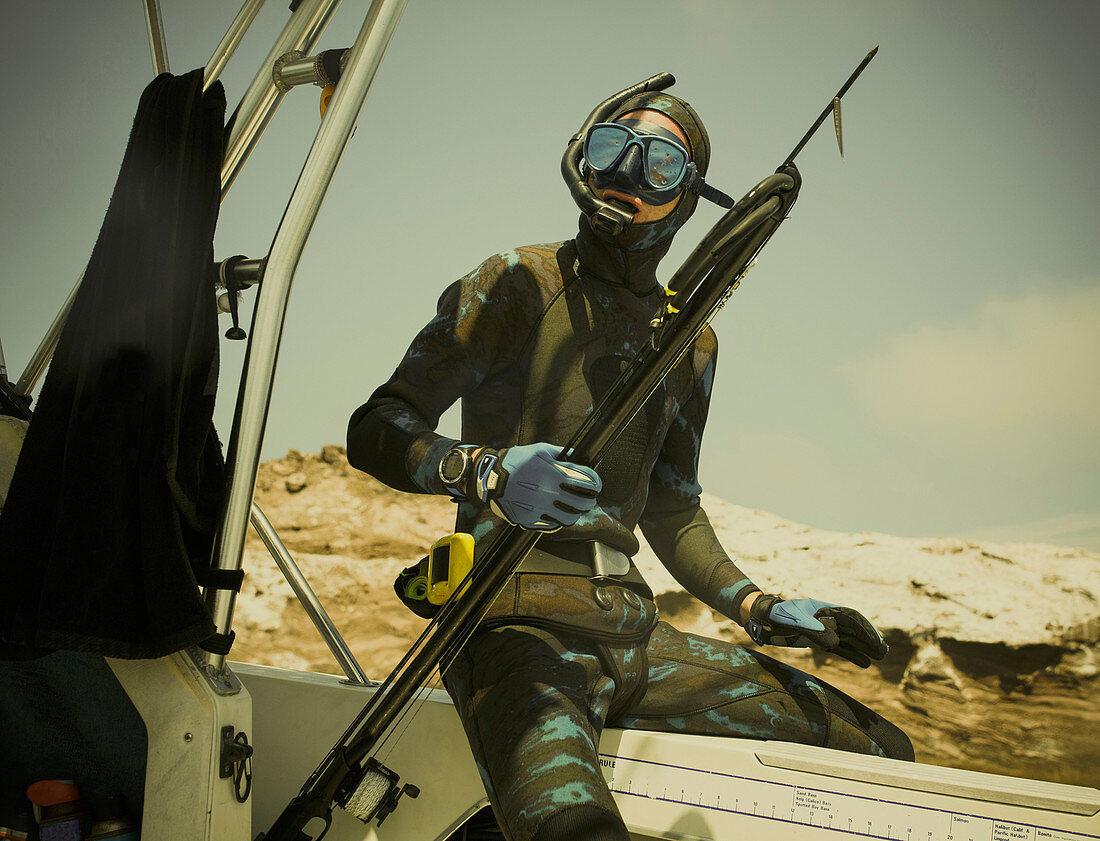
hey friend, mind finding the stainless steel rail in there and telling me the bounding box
[13,273,82,398]
[204,0,408,672]
[204,0,268,92]
[221,0,342,196]
[13,0,338,400]
[250,503,371,684]
[142,0,171,76]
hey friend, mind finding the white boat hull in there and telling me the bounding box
[234,662,1100,841]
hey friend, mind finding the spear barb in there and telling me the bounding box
[833,97,844,159]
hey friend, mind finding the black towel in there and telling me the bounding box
[0,69,228,659]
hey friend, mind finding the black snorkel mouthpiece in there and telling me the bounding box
[561,72,676,236]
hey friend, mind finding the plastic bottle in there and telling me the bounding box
[26,780,91,841]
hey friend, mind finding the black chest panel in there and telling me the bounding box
[584,353,667,506]
[518,271,684,512]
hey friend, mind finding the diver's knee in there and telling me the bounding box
[874,719,915,762]
[529,804,630,841]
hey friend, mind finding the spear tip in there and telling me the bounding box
[868,46,879,59]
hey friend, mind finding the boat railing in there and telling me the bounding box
[204,0,407,674]
[13,0,341,400]
[250,502,373,685]
[4,0,405,684]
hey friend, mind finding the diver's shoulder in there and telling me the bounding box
[453,242,570,309]
[517,240,572,256]
[693,323,719,358]
[471,241,566,273]
[501,241,572,269]
[697,323,718,345]
[472,241,572,289]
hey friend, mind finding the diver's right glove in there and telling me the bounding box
[746,594,888,668]
[472,442,602,532]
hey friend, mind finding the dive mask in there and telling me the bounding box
[583,119,694,207]
[583,117,735,212]
[561,73,734,240]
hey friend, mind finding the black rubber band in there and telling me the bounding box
[196,567,245,593]
[319,49,346,87]
[199,630,236,656]
[219,254,248,291]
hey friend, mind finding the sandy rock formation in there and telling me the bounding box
[231,447,1100,787]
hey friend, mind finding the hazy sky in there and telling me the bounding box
[2,1,1098,550]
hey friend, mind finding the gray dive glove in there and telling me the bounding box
[473,442,602,532]
[747,595,889,668]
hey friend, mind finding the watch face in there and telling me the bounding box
[439,448,468,485]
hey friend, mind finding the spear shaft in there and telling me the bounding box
[783,46,878,166]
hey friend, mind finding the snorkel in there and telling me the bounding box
[563,74,736,251]
[561,72,676,237]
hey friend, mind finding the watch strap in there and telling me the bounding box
[473,449,504,503]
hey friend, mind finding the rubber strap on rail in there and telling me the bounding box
[199,630,236,656]
[197,567,245,593]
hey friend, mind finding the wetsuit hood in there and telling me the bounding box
[585,91,711,255]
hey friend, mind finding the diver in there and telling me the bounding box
[347,83,913,841]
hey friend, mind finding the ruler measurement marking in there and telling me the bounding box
[600,753,1098,841]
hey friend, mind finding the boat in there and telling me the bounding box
[1,2,1098,839]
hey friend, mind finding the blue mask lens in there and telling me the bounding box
[583,122,691,203]
[585,125,631,171]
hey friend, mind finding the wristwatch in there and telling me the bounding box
[438,444,476,500]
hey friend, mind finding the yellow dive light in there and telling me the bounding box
[425,533,474,605]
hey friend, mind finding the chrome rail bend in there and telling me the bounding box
[204,0,269,93]
[13,272,82,399]
[250,503,371,685]
[141,0,171,76]
[204,0,408,672]
[14,0,337,399]
[221,0,342,197]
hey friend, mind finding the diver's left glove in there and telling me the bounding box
[746,594,888,668]
[472,442,602,532]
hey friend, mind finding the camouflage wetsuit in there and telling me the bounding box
[348,215,913,841]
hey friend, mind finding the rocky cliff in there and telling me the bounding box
[231,447,1100,787]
